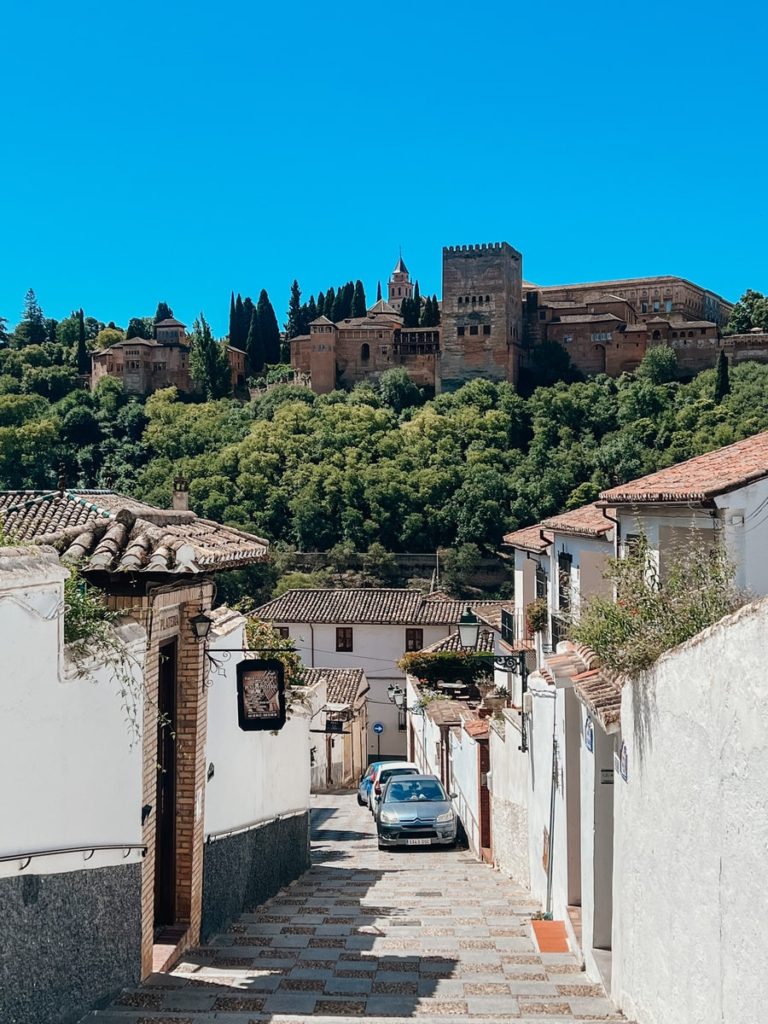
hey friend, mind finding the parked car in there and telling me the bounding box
[370,762,420,814]
[376,773,458,849]
[357,762,387,806]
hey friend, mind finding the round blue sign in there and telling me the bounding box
[373,722,384,734]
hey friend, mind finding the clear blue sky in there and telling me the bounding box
[2,0,766,336]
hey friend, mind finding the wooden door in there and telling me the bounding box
[154,639,178,928]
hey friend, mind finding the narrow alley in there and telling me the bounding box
[83,793,628,1023]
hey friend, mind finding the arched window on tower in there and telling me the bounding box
[361,343,370,362]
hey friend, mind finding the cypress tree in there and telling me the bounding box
[331,287,344,323]
[256,289,281,365]
[246,308,264,375]
[342,281,355,319]
[286,280,302,338]
[242,296,255,347]
[432,294,441,325]
[325,287,336,322]
[154,301,174,326]
[352,280,367,317]
[376,281,382,302]
[714,350,730,404]
[228,292,236,341]
[316,291,325,317]
[306,295,317,326]
[76,308,89,373]
[233,294,245,348]
[413,280,421,323]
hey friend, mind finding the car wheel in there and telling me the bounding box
[377,840,386,850]
[357,793,365,806]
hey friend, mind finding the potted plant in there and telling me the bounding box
[526,597,549,636]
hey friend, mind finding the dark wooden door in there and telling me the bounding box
[478,740,492,860]
[154,639,178,928]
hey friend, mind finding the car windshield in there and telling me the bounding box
[384,779,447,803]
[380,768,418,784]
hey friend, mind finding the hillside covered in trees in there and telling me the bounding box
[2,324,767,562]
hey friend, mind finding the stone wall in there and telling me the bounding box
[0,863,141,1024]
[201,813,310,939]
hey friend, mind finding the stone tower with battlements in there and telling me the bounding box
[388,255,413,312]
[439,242,523,392]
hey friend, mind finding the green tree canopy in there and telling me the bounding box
[725,289,768,335]
[189,314,231,399]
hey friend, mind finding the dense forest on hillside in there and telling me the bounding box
[2,324,768,562]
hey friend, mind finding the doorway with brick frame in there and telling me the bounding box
[154,639,180,941]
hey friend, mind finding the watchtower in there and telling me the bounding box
[439,242,523,392]
[388,255,413,312]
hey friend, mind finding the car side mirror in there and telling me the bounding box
[450,792,458,799]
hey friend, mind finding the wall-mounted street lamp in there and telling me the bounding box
[457,606,530,753]
[386,682,424,716]
[190,610,214,642]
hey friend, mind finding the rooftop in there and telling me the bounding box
[155,318,187,328]
[541,502,615,538]
[302,667,367,707]
[420,628,496,654]
[253,589,509,626]
[501,524,551,553]
[599,431,768,504]
[552,313,624,325]
[538,641,621,732]
[0,489,269,574]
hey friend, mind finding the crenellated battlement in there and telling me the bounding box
[444,242,512,253]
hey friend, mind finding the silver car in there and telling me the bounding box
[376,774,458,849]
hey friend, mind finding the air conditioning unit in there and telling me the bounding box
[523,693,533,715]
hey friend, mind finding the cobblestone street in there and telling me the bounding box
[84,792,629,1023]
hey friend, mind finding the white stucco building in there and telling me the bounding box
[253,589,508,762]
[599,429,768,595]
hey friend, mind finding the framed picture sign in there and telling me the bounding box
[236,659,286,731]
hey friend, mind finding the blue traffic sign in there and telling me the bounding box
[373,722,384,734]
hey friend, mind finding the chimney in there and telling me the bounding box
[172,474,189,511]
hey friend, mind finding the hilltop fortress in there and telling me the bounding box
[290,243,761,393]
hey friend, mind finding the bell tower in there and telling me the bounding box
[388,253,413,311]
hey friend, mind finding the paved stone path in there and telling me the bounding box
[85,792,629,1023]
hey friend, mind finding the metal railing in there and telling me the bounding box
[0,842,146,871]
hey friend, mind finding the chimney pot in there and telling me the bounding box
[172,475,189,511]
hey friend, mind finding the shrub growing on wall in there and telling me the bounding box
[571,533,745,675]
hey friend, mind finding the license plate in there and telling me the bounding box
[406,838,431,846]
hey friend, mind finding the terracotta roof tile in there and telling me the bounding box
[537,641,622,731]
[302,667,366,707]
[0,490,268,574]
[600,430,768,503]
[541,502,614,538]
[253,589,508,626]
[501,524,552,552]
[421,628,496,654]
[464,718,490,739]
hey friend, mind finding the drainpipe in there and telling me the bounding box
[309,623,315,667]
[545,717,559,917]
[601,506,620,558]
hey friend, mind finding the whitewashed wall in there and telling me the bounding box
[275,622,454,759]
[303,679,329,791]
[612,598,768,1024]
[489,711,530,885]
[407,676,441,777]
[525,674,569,918]
[0,547,146,878]
[449,728,480,854]
[204,618,310,838]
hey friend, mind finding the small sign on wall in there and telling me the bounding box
[600,768,614,786]
[584,717,594,753]
[236,659,286,731]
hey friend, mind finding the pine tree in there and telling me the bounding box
[246,308,264,375]
[376,281,382,302]
[413,280,421,324]
[76,308,90,373]
[714,350,730,404]
[19,288,47,345]
[317,291,325,317]
[286,280,302,338]
[189,313,231,399]
[352,280,367,317]
[256,289,281,365]
[46,318,58,344]
[325,287,336,322]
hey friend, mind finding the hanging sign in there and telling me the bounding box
[236,659,286,731]
[584,718,594,753]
